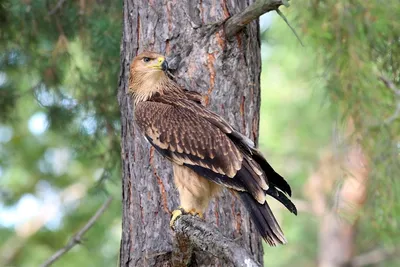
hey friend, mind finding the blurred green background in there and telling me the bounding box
[0,0,399,266]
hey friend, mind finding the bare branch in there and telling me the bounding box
[351,247,400,267]
[384,102,400,124]
[379,75,400,97]
[173,215,261,267]
[276,9,304,46]
[41,196,113,267]
[48,0,68,16]
[168,1,292,72]
[378,75,400,124]
[224,0,288,38]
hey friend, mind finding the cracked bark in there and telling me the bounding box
[117,1,282,266]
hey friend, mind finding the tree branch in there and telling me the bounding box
[224,0,288,38]
[276,9,304,46]
[379,75,400,97]
[384,102,400,125]
[168,0,291,72]
[378,75,400,124]
[48,0,68,16]
[173,215,261,267]
[41,196,113,267]
[351,247,400,267]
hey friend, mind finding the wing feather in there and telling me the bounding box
[135,101,243,178]
[135,96,295,212]
[135,100,268,201]
[149,96,292,197]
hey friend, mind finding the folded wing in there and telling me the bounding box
[134,97,296,245]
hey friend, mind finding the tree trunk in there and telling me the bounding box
[118,1,263,266]
[317,120,369,267]
[304,119,369,267]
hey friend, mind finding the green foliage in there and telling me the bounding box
[1,0,399,266]
[0,1,122,266]
[261,1,399,266]
[294,0,400,241]
[260,16,335,265]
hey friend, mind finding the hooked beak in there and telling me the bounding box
[161,59,168,71]
[153,56,168,71]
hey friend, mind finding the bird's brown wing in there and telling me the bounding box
[147,95,293,199]
[134,100,268,202]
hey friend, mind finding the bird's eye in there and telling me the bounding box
[143,57,151,63]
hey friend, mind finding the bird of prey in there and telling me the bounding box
[129,51,297,245]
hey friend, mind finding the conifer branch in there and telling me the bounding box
[48,0,68,16]
[276,9,304,46]
[379,75,400,96]
[352,247,400,267]
[41,197,113,267]
[224,0,288,38]
[379,75,400,124]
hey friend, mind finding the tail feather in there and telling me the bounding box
[187,130,295,245]
[252,150,292,196]
[266,187,298,215]
[227,131,292,197]
[238,191,287,246]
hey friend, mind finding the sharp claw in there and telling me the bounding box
[169,207,204,229]
[188,209,203,218]
[170,207,184,229]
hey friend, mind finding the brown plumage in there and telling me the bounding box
[129,51,297,246]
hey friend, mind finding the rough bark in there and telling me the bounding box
[173,215,261,267]
[118,1,265,266]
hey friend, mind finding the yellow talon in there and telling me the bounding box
[170,207,183,228]
[188,209,203,218]
[170,207,204,229]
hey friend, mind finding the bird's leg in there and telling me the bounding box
[170,206,204,229]
[170,165,214,228]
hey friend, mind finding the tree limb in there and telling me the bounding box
[48,0,68,16]
[168,0,291,72]
[224,0,288,38]
[384,102,400,125]
[275,9,304,46]
[378,75,400,124]
[351,247,400,267]
[173,215,261,267]
[379,75,400,97]
[41,196,113,267]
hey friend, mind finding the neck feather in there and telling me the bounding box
[129,71,180,104]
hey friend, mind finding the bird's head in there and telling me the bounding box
[129,51,169,92]
[130,51,168,74]
[129,51,181,103]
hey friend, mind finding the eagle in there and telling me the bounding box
[129,51,297,246]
